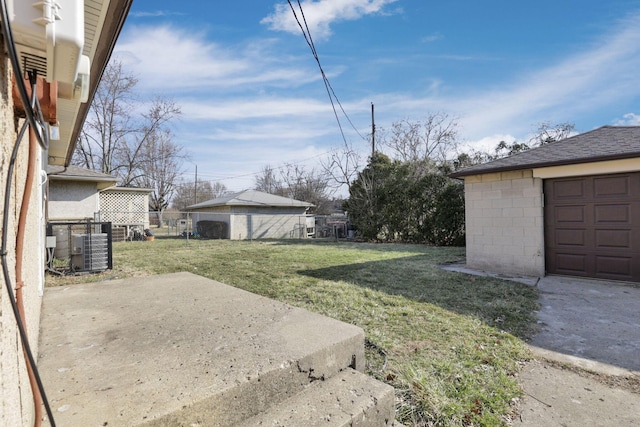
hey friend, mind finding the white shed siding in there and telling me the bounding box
[249,214,308,239]
[464,170,545,276]
[190,208,310,240]
[99,190,150,229]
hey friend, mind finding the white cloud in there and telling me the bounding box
[261,0,398,40]
[615,113,640,125]
[374,11,640,142]
[179,97,333,121]
[458,12,640,137]
[111,10,640,192]
[114,25,322,93]
[421,33,443,43]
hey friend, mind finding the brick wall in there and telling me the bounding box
[464,170,545,277]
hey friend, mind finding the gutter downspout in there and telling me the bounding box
[15,124,43,427]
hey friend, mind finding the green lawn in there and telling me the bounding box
[48,237,539,426]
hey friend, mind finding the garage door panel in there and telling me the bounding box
[552,179,586,199]
[545,172,640,282]
[555,229,586,246]
[594,176,630,197]
[594,204,630,223]
[595,256,633,279]
[554,205,586,223]
[553,253,587,274]
[595,229,631,249]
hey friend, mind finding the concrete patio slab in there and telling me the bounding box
[38,272,369,426]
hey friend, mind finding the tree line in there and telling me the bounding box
[75,61,573,241]
[341,118,573,245]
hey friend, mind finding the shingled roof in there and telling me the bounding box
[450,126,640,178]
[187,190,313,210]
[47,165,118,190]
[47,165,117,182]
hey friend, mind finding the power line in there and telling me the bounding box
[287,0,367,142]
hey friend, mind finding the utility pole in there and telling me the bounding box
[194,165,198,205]
[371,102,375,158]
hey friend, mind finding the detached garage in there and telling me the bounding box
[450,126,640,282]
[187,190,314,240]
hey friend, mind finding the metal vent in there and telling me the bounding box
[72,233,109,272]
[19,51,48,77]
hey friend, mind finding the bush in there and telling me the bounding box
[345,159,465,246]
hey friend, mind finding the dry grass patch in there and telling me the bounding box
[46,237,539,426]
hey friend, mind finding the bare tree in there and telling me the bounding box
[255,163,333,214]
[210,182,228,199]
[382,112,459,163]
[135,129,187,227]
[320,140,363,189]
[448,121,577,172]
[280,164,332,214]
[116,98,182,186]
[74,60,137,173]
[529,121,575,146]
[172,179,227,211]
[254,165,283,195]
[73,61,182,183]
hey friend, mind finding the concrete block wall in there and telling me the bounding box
[231,214,309,240]
[464,170,545,277]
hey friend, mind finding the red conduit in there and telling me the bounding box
[15,124,43,427]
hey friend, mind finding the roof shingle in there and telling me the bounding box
[450,126,640,178]
[187,190,313,210]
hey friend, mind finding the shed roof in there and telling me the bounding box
[100,187,153,194]
[47,165,117,189]
[187,190,313,210]
[450,126,640,178]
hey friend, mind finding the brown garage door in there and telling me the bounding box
[544,173,640,282]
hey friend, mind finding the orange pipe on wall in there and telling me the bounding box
[15,124,43,427]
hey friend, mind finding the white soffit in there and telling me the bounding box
[533,158,640,179]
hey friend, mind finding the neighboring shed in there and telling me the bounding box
[450,126,640,283]
[187,190,314,240]
[99,187,153,239]
[48,165,152,240]
[48,165,117,221]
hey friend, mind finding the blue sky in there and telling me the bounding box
[113,0,640,193]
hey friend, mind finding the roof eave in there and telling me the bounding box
[100,187,154,193]
[49,174,117,183]
[449,152,640,178]
[63,0,133,166]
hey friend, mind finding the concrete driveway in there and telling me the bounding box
[517,275,640,426]
[442,266,640,425]
[531,275,640,373]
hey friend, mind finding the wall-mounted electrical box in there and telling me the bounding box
[7,0,88,100]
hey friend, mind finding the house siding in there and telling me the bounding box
[1,55,44,426]
[49,181,99,220]
[464,170,545,276]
